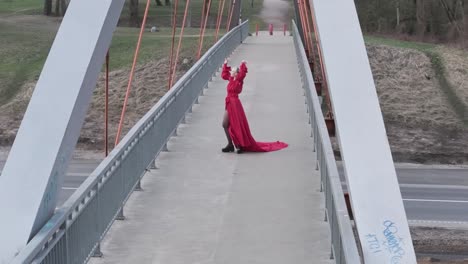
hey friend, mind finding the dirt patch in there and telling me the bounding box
[0,14,61,31]
[418,259,468,264]
[413,227,468,263]
[0,57,191,150]
[365,44,468,164]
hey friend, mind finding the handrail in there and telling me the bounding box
[12,20,250,264]
[292,20,361,263]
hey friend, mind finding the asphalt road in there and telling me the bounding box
[1,159,467,225]
[0,159,101,208]
[338,166,468,225]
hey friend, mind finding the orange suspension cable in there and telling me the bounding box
[170,0,191,88]
[298,0,311,54]
[115,0,152,146]
[226,0,235,32]
[197,0,212,59]
[301,0,313,54]
[198,0,207,49]
[302,0,315,59]
[297,0,307,44]
[168,0,179,89]
[215,0,226,42]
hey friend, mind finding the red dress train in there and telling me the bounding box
[222,62,288,152]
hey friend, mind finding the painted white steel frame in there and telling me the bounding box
[0,0,126,262]
[310,0,417,263]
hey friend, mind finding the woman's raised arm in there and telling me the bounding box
[236,61,248,82]
[221,59,231,80]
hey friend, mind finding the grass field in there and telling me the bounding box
[0,19,218,104]
[0,0,42,14]
[0,0,265,106]
[0,21,54,104]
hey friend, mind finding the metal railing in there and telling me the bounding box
[292,20,361,264]
[12,20,249,264]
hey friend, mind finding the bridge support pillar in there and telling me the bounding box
[0,0,126,261]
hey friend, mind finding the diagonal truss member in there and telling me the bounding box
[0,0,126,262]
[310,0,417,262]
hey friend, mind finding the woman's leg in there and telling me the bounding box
[222,110,233,146]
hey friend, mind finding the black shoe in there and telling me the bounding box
[236,148,244,154]
[222,144,234,153]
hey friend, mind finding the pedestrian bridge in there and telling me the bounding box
[88,32,334,264]
[0,0,418,263]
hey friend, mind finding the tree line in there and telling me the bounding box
[43,0,69,16]
[42,0,213,28]
[355,0,468,44]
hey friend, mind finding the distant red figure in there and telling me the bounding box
[220,59,288,154]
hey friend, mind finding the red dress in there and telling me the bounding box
[222,62,288,152]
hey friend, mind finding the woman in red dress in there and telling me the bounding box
[221,59,288,153]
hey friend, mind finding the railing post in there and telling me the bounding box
[92,244,103,257]
[135,180,143,191]
[116,207,125,220]
[149,159,157,169]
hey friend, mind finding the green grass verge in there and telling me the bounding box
[109,27,218,70]
[0,22,53,104]
[365,35,468,126]
[0,23,219,106]
[0,0,263,105]
[364,35,436,52]
[0,0,42,14]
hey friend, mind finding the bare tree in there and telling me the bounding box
[462,0,468,46]
[60,0,68,16]
[130,0,140,27]
[415,0,426,36]
[439,0,463,36]
[55,0,60,16]
[44,0,52,16]
[396,0,400,28]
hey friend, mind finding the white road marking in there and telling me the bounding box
[399,183,468,190]
[403,198,468,203]
[341,181,468,190]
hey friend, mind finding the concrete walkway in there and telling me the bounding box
[89,35,332,264]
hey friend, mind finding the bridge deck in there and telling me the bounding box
[90,35,332,264]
